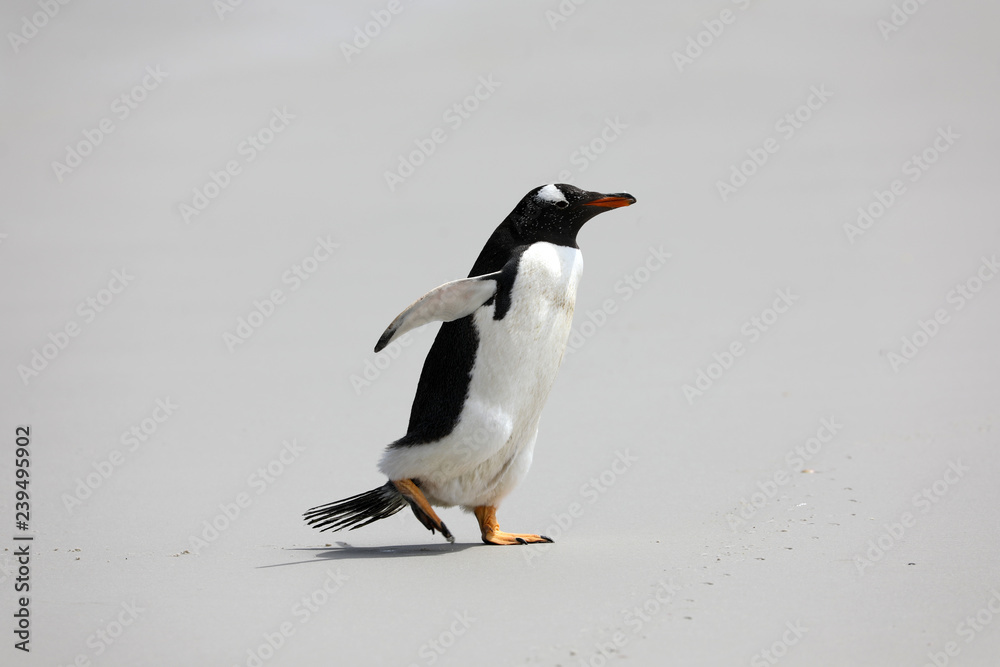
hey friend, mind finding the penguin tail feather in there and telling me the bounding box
[303,482,407,533]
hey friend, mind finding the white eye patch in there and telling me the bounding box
[536,183,567,204]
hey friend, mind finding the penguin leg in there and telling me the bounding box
[391,479,454,543]
[474,506,553,546]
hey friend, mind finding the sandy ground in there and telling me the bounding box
[2,1,1000,665]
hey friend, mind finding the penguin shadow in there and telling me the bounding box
[261,541,479,567]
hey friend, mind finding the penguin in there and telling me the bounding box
[304,183,636,545]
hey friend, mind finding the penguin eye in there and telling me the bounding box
[554,200,569,209]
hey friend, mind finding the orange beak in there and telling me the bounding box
[584,194,636,208]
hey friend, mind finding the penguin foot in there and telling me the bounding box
[392,479,454,543]
[474,506,553,546]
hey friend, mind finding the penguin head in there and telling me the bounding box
[510,183,636,248]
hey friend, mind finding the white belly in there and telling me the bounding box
[382,242,583,508]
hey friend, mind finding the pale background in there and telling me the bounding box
[2,1,999,666]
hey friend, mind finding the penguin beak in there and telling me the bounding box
[583,193,637,208]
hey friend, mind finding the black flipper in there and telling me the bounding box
[303,482,407,532]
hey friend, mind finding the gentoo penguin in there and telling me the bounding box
[305,183,636,544]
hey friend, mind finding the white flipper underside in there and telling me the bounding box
[375,272,500,352]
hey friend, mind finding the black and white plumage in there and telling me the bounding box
[305,183,636,544]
